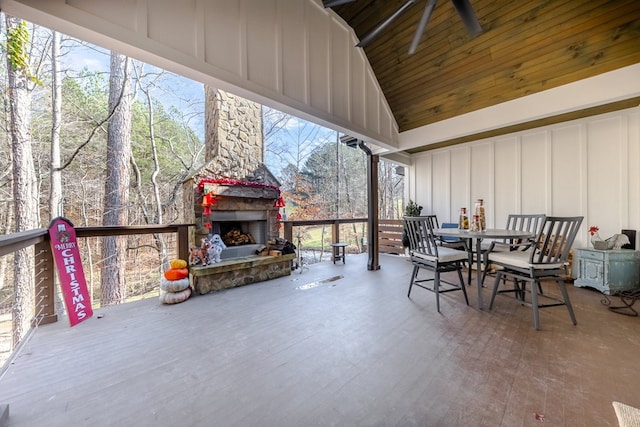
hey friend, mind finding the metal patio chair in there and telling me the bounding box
[404,216,469,312]
[488,216,583,330]
[481,213,546,285]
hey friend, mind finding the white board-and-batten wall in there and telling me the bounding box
[409,106,640,249]
[1,0,398,151]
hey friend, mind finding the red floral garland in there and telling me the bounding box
[197,177,280,195]
[197,178,286,226]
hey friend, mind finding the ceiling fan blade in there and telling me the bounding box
[356,0,417,48]
[323,0,357,7]
[450,0,482,36]
[408,0,438,54]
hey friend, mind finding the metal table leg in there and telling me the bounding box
[476,237,483,309]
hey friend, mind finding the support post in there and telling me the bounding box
[360,142,380,271]
[176,224,190,262]
[283,222,293,243]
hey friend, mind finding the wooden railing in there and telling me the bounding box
[1,219,402,344]
[378,219,405,255]
[282,218,368,245]
[281,218,404,255]
[0,224,192,328]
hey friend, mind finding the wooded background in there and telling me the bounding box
[0,16,405,348]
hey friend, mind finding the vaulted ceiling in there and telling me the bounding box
[327,0,640,138]
[1,0,638,154]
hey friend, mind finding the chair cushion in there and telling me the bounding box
[412,247,468,263]
[487,249,565,270]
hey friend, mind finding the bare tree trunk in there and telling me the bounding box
[6,16,38,345]
[143,85,168,270]
[47,30,65,316]
[80,174,95,302]
[0,98,11,292]
[129,82,167,272]
[101,52,132,306]
[49,30,63,220]
[131,154,167,271]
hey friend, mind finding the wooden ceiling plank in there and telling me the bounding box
[400,56,639,129]
[387,11,640,115]
[361,0,474,57]
[400,46,640,130]
[370,0,585,79]
[376,0,622,91]
[391,11,640,112]
[488,0,639,60]
[375,17,603,104]
[329,0,640,132]
[401,45,640,127]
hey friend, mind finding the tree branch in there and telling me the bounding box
[55,57,131,171]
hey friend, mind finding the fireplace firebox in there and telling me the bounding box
[212,211,268,260]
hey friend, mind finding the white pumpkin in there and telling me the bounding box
[160,277,190,293]
[159,287,191,304]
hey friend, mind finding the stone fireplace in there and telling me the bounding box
[182,88,293,294]
[196,175,281,259]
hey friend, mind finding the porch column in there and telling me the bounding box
[361,143,380,271]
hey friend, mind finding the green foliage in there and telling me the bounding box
[131,98,201,185]
[404,199,422,216]
[6,20,42,85]
[63,72,109,116]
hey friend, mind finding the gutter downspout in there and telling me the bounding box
[358,142,380,271]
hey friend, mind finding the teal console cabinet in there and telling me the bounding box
[572,248,640,295]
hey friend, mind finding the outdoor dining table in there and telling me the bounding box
[433,228,535,309]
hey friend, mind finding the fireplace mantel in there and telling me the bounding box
[204,183,279,200]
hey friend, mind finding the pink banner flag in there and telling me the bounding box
[48,217,93,326]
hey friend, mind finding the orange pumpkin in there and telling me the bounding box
[163,268,188,281]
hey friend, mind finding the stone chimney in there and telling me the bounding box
[203,86,263,180]
[182,87,281,251]
[182,88,292,295]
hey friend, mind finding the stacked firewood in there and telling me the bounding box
[222,228,255,246]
